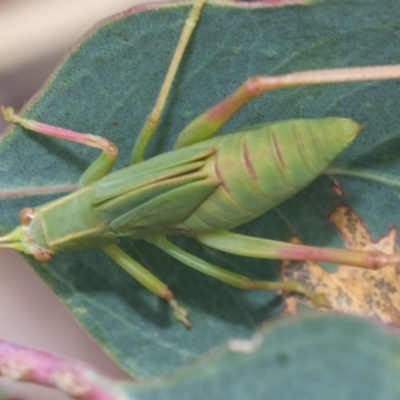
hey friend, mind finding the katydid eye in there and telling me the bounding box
[19,207,35,226]
[33,248,51,263]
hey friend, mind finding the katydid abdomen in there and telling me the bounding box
[178,117,361,234]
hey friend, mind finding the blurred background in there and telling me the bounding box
[0,1,160,398]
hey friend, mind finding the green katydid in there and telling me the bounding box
[2,0,400,327]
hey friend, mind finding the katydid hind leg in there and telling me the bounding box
[1,107,118,187]
[131,0,207,164]
[102,244,191,327]
[146,236,327,307]
[175,65,400,148]
[197,231,400,270]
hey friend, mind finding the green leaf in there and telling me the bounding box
[118,315,400,399]
[1,0,400,381]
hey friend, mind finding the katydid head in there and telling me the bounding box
[0,207,52,262]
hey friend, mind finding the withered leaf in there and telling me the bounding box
[281,205,400,326]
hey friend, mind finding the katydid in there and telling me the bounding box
[2,0,400,327]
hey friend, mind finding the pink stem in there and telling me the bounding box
[0,339,128,400]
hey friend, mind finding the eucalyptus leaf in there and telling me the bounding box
[120,315,400,400]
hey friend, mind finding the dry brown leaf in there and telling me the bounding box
[280,205,400,326]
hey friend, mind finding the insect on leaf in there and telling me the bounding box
[1,0,400,379]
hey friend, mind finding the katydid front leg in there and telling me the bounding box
[103,245,191,327]
[1,107,118,186]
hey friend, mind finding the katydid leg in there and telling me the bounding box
[131,0,207,164]
[1,107,118,186]
[197,231,400,269]
[102,244,190,327]
[146,236,327,307]
[175,65,400,148]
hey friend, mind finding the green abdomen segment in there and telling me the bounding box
[179,118,362,234]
